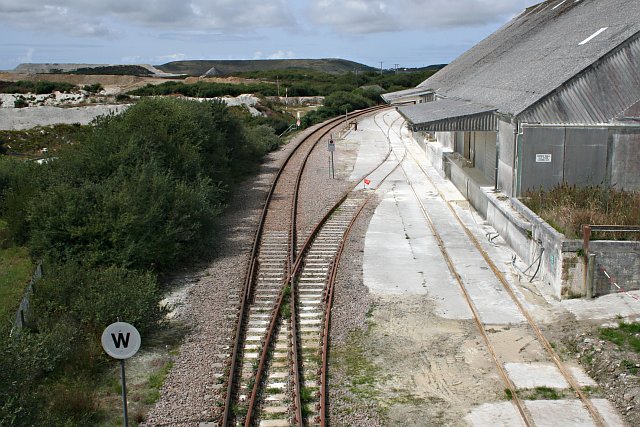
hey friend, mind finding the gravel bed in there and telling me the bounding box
[328,196,383,427]
[296,121,369,244]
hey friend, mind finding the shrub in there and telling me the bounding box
[14,97,28,108]
[32,263,164,334]
[82,83,103,93]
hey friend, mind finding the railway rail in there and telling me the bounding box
[371,111,608,426]
[221,105,392,427]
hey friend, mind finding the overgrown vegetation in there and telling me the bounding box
[0,97,283,424]
[521,184,640,239]
[0,80,77,94]
[523,386,562,400]
[599,322,640,353]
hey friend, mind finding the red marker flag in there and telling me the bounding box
[364,178,371,185]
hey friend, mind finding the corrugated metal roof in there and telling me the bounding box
[520,33,640,124]
[381,87,433,103]
[398,98,497,132]
[415,0,640,119]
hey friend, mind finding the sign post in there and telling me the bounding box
[327,137,335,179]
[102,321,141,427]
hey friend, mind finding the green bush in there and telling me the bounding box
[82,83,103,93]
[14,97,28,108]
[0,97,286,425]
[32,263,163,334]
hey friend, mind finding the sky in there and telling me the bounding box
[0,0,539,71]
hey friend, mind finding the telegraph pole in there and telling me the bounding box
[380,61,383,75]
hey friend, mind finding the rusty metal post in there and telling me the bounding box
[582,225,592,298]
[582,225,591,258]
[586,253,596,298]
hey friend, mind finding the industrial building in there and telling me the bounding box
[385,0,640,197]
[383,0,640,299]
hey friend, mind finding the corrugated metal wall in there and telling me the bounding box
[519,33,640,125]
[413,112,497,132]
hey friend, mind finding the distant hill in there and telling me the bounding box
[11,63,181,78]
[406,64,447,72]
[156,59,377,77]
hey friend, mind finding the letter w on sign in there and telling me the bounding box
[112,332,131,349]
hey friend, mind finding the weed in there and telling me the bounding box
[621,359,639,374]
[580,385,600,396]
[281,302,291,319]
[504,388,513,400]
[365,303,377,318]
[582,352,595,366]
[233,403,248,417]
[521,185,640,240]
[599,322,640,352]
[531,386,560,400]
[300,386,314,403]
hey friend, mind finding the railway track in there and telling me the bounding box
[371,111,608,426]
[221,105,392,427]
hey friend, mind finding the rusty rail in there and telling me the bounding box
[224,105,388,426]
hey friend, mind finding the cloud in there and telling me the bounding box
[0,2,114,36]
[0,0,294,36]
[267,50,295,59]
[308,0,534,34]
[156,53,187,62]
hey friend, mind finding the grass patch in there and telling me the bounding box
[504,388,513,400]
[300,386,315,403]
[333,331,381,400]
[143,360,173,404]
[521,185,640,240]
[599,322,640,353]
[0,245,34,322]
[621,359,638,375]
[580,385,601,396]
[527,386,561,400]
[385,392,426,406]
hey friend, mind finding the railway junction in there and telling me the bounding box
[144,108,639,427]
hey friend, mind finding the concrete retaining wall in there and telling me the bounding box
[590,241,640,295]
[420,131,640,300]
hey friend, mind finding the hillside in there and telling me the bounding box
[156,58,376,76]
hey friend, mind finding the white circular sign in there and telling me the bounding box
[101,322,141,360]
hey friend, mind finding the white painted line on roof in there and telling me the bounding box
[552,0,567,9]
[579,27,608,45]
